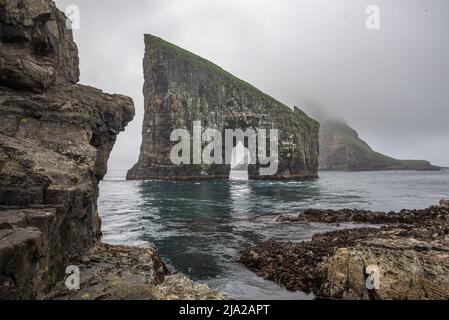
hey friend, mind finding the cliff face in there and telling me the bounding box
[127,35,319,181]
[0,0,134,299]
[0,0,79,91]
[319,119,440,171]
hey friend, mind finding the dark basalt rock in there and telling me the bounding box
[127,35,320,181]
[277,207,443,225]
[45,243,169,300]
[239,228,380,294]
[46,243,227,300]
[0,0,135,299]
[0,0,79,92]
[240,204,449,300]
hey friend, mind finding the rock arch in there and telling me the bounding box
[127,35,319,181]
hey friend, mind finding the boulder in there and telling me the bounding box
[240,204,449,300]
[323,236,449,300]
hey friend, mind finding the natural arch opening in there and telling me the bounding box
[230,141,250,181]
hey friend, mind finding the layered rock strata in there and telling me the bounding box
[1,0,226,301]
[0,0,134,299]
[127,35,319,181]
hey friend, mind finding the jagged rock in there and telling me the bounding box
[0,0,79,92]
[323,236,449,300]
[239,228,380,294]
[277,207,443,225]
[127,35,319,181]
[440,199,449,209]
[46,243,169,300]
[0,0,135,299]
[240,203,449,300]
[46,245,226,300]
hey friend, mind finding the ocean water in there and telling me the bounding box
[98,170,449,300]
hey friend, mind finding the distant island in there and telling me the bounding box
[318,118,440,171]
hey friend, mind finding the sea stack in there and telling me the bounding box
[0,0,134,299]
[127,35,319,181]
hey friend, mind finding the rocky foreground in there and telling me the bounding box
[0,0,223,300]
[45,243,226,300]
[0,0,135,299]
[240,199,449,300]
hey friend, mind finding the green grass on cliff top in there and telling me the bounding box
[146,34,316,126]
[322,120,435,168]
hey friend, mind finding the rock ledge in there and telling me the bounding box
[240,202,449,300]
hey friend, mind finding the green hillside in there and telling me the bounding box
[319,119,440,171]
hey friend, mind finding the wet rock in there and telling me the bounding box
[46,243,168,300]
[241,204,449,300]
[46,244,226,300]
[127,35,319,181]
[239,228,380,294]
[277,206,444,225]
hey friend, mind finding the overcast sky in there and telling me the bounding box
[55,0,449,169]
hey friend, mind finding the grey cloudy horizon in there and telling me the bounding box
[55,0,449,169]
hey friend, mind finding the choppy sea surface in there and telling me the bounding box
[99,170,449,300]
